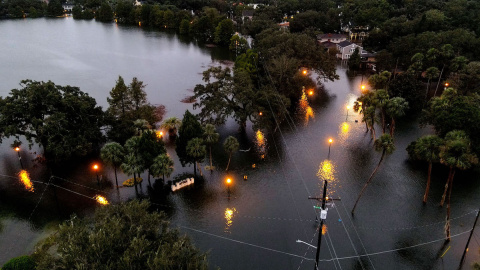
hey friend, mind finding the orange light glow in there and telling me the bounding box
[156,131,163,138]
[328,139,333,144]
[93,164,99,171]
[18,170,34,192]
[302,70,307,75]
[445,82,449,87]
[255,130,267,159]
[226,178,232,184]
[14,147,20,152]
[95,195,109,205]
[361,85,365,90]
[346,105,350,110]
[308,90,313,96]
[259,112,263,116]
[322,224,327,235]
[325,196,329,201]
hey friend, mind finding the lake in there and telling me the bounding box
[1,17,480,270]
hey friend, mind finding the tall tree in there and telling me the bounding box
[0,80,104,164]
[176,110,203,166]
[424,66,440,101]
[150,153,174,182]
[203,124,219,170]
[160,117,182,138]
[223,136,239,171]
[123,136,143,193]
[373,89,390,133]
[348,47,361,71]
[439,130,478,241]
[409,135,444,204]
[138,130,166,185]
[33,200,209,269]
[352,134,395,214]
[214,18,234,46]
[187,138,206,178]
[100,142,125,188]
[385,97,409,137]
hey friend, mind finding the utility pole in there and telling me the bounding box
[308,183,341,270]
[458,209,480,270]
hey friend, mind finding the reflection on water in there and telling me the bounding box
[94,195,109,205]
[224,207,236,233]
[18,170,34,192]
[338,122,350,143]
[255,130,267,159]
[298,88,314,125]
[316,159,339,197]
[322,224,327,235]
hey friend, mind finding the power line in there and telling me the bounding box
[179,225,315,261]
[28,176,53,221]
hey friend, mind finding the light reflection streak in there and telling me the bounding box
[316,159,339,197]
[338,122,350,142]
[298,89,314,125]
[255,130,267,159]
[224,207,237,233]
[18,170,34,192]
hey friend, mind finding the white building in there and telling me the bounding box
[336,41,362,60]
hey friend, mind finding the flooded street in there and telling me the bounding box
[1,18,480,269]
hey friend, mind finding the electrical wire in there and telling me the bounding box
[28,176,53,221]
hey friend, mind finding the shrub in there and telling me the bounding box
[2,255,36,270]
[122,177,143,187]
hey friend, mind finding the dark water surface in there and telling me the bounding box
[1,18,480,270]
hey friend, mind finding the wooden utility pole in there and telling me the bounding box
[458,209,480,270]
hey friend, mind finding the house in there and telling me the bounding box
[336,41,362,60]
[242,10,254,22]
[278,21,289,30]
[62,3,74,13]
[317,33,347,44]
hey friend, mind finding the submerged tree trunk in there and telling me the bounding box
[425,78,431,103]
[209,146,213,170]
[440,167,454,207]
[193,161,197,178]
[371,126,376,141]
[389,118,396,137]
[147,168,151,186]
[433,64,445,97]
[352,150,386,214]
[423,162,433,204]
[226,153,232,171]
[114,165,119,189]
[445,170,456,241]
[381,110,386,133]
[133,172,138,195]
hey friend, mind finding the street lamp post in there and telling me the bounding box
[14,147,24,169]
[226,177,232,197]
[346,105,350,121]
[93,164,100,186]
[328,139,333,155]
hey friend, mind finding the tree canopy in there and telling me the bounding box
[33,200,208,270]
[0,80,104,163]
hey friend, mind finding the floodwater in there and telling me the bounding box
[1,18,480,270]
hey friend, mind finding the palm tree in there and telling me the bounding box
[373,89,389,133]
[100,142,125,188]
[363,106,377,140]
[133,119,151,135]
[354,91,375,133]
[123,136,144,192]
[412,135,444,204]
[424,67,439,102]
[439,130,478,241]
[386,97,409,137]
[160,117,182,138]
[352,134,395,214]
[203,124,219,170]
[223,136,239,171]
[121,153,143,194]
[150,154,174,182]
[187,138,206,178]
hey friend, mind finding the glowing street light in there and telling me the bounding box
[156,131,163,139]
[92,163,100,186]
[94,195,109,205]
[328,138,333,155]
[259,112,263,116]
[302,69,308,76]
[14,146,24,169]
[361,84,366,91]
[308,89,314,96]
[226,177,232,196]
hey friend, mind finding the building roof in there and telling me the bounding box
[320,41,337,48]
[242,10,254,17]
[317,33,347,40]
[337,41,353,47]
[278,22,289,27]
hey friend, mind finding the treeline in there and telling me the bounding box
[0,0,64,18]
